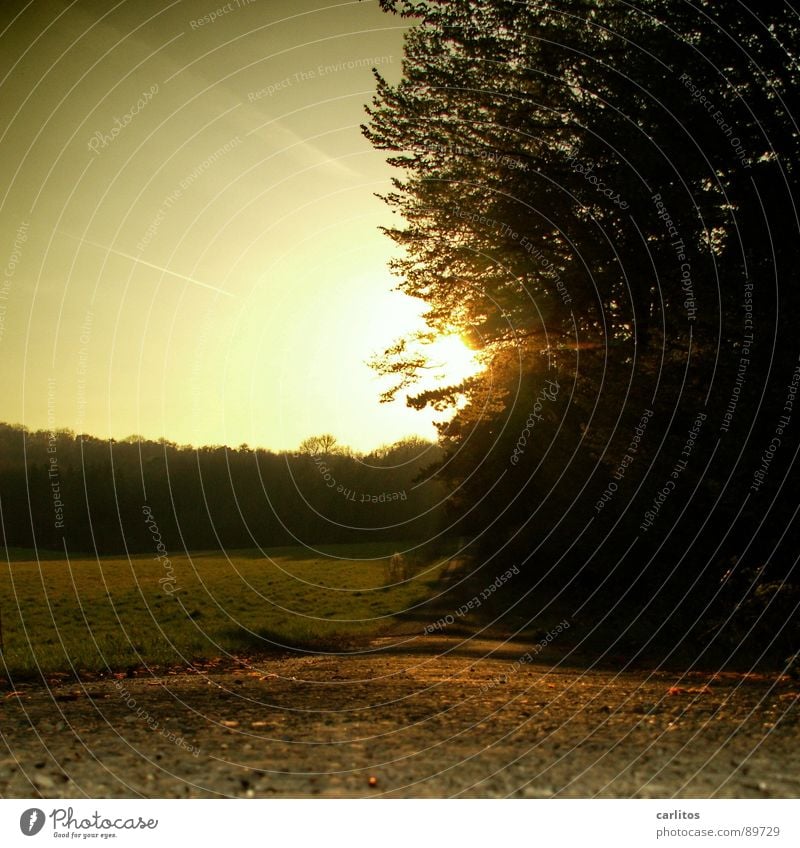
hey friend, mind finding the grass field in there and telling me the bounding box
[0,542,450,677]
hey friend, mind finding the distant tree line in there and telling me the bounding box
[365,0,799,660]
[0,424,446,555]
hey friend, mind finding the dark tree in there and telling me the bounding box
[364,0,800,660]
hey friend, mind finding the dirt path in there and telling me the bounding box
[2,636,798,798]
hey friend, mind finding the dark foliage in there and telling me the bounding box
[365,0,800,661]
[0,423,445,555]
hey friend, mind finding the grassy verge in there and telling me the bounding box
[0,542,449,678]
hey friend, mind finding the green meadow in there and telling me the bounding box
[0,543,448,677]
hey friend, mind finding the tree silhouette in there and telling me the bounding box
[297,434,340,457]
[0,424,445,554]
[364,0,800,655]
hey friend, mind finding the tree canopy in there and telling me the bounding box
[364,0,800,658]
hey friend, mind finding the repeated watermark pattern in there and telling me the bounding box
[518,237,572,306]
[750,354,800,493]
[565,154,629,209]
[114,680,200,757]
[510,377,560,466]
[477,619,571,694]
[424,565,520,634]
[720,279,754,433]
[312,456,407,503]
[652,193,696,322]
[0,219,28,346]
[679,73,751,167]
[595,409,654,513]
[189,0,256,30]
[639,411,706,532]
[87,85,159,154]
[452,204,572,305]
[135,136,243,252]
[142,505,180,594]
[46,379,65,530]
[248,55,394,101]
[417,141,528,171]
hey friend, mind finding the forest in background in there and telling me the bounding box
[0,423,445,555]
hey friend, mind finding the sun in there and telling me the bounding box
[418,333,484,388]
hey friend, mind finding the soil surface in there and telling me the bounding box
[2,635,798,798]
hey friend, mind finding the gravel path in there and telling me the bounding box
[2,636,798,798]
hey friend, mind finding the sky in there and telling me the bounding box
[0,0,479,452]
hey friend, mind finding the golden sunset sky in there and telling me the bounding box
[0,0,479,451]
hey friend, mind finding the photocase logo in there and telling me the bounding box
[20,808,46,836]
